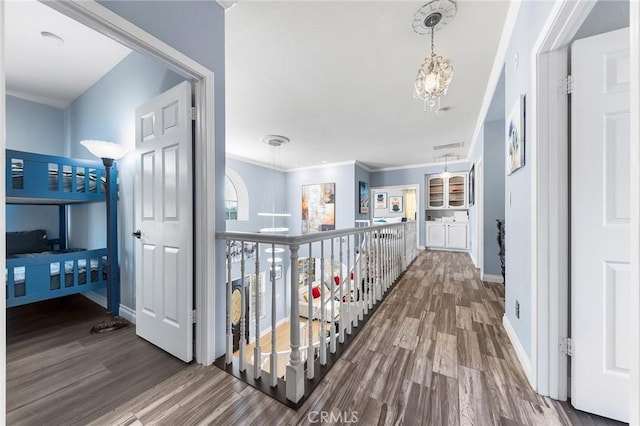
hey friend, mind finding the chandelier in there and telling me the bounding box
[259,135,291,234]
[413,1,457,112]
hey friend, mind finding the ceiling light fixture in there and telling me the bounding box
[440,153,452,179]
[259,135,291,234]
[412,0,456,112]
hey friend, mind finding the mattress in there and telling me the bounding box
[11,162,106,193]
[6,251,107,298]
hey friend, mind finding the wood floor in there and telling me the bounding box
[8,251,624,425]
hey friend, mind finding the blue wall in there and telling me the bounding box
[503,0,555,358]
[6,96,64,238]
[483,119,505,277]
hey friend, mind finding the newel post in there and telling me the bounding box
[286,243,305,402]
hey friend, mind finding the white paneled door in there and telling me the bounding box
[571,28,630,422]
[134,81,193,362]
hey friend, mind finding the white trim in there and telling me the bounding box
[630,2,640,424]
[372,158,468,173]
[288,160,357,172]
[5,89,68,109]
[481,273,503,284]
[226,153,288,172]
[469,251,478,268]
[531,0,597,400]
[503,314,533,387]
[118,304,136,324]
[82,290,107,308]
[476,157,484,278]
[466,1,522,162]
[46,1,217,366]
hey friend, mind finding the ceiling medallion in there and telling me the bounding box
[412,1,457,112]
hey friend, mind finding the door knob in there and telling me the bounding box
[132,230,141,239]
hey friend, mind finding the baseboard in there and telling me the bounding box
[82,290,106,308]
[502,314,534,387]
[482,273,504,284]
[118,304,136,324]
[470,252,478,268]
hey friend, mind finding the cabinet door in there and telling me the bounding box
[447,175,466,208]
[427,177,445,209]
[426,223,446,247]
[446,224,468,249]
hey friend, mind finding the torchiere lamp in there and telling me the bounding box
[81,139,130,334]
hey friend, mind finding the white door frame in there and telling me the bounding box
[533,3,640,422]
[36,1,217,366]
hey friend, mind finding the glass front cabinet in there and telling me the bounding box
[426,173,467,209]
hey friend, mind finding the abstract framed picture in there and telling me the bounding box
[375,192,387,209]
[359,181,370,214]
[507,94,526,175]
[389,196,403,213]
[301,183,335,234]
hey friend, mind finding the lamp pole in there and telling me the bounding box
[102,157,119,317]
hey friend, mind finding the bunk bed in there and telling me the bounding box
[5,149,116,308]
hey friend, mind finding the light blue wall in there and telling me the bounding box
[286,163,356,233]
[99,0,227,356]
[483,119,505,276]
[6,96,65,238]
[371,162,469,246]
[503,0,555,358]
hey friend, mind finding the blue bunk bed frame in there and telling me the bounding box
[6,149,119,309]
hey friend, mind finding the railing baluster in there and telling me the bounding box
[286,243,304,403]
[307,242,314,379]
[338,238,345,344]
[270,244,278,387]
[330,238,336,354]
[254,242,261,380]
[346,235,352,335]
[225,240,233,364]
[240,246,247,372]
[319,241,327,364]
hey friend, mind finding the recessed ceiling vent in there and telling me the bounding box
[433,141,464,150]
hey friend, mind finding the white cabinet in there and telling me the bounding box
[426,173,467,209]
[426,222,468,251]
[426,223,446,247]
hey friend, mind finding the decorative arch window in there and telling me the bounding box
[225,167,249,221]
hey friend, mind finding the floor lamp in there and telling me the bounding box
[81,140,129,334]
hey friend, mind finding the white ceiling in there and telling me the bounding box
[5,0,131,109]
[225,1,510,170]
[4,1,509,171]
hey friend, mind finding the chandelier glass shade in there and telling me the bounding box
[414,26,453,112]
[412,0,456,112]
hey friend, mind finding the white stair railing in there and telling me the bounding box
[219,221,418,404]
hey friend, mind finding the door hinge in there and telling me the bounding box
[190,309,197,323]
[560,75,572,95]
[561,337,573,357]
[190,107,197,121]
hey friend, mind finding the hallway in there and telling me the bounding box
[21,250,621,425]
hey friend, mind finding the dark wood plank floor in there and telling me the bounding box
[8,251,625,425]
[6,294,187,426]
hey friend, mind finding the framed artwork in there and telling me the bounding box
[375,192,387,209]
[227,241,257,263]
[301,183,335,234]
[389,196,403,213]
[271,264,282,280]
[359,181,370,214]
[468,164,475,206]
[507,94,526,175]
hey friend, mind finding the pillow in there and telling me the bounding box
[333,275,340,286]
[7,230,52,255]
[312,286,321,299]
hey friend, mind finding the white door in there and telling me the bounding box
[134,81,193,362]
[446,224,467,250]
[572,28,630,422]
